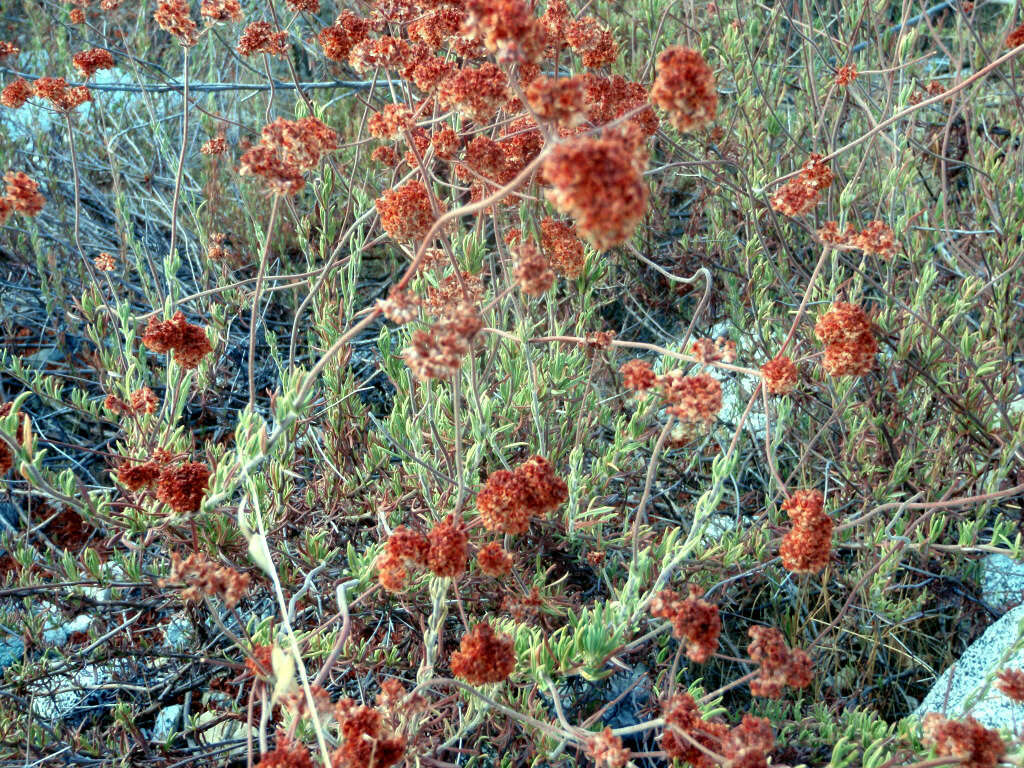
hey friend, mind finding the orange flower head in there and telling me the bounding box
[237,22,289,57]
[368,103,414,139]
[657,371,722,425]
[1,78,33,109]
[200,0,243,23]
[72,48,116,79]
[587,727,631,768]
[426,514,468,579]
[565,17,618,68]
[539,217,585,277]
[651,46,717,132]
[514,241,554,296]
[437,62,509,122]
[333,702,406,768]
[155,461,212,513]
[450,621,516,684]
[543,135,648,252]
[117,459,162,490]
[526,74,587,127]
[661,693,728,768]
[620,359,656,392]
[4,172,46,216]
[476,541,515,577]
[747,625,814,698]
[376,180,437,242]
[464,0,543,63]
[760,355,798,395]
[155,0,198,45]
[33,77,91,111]
[922,714,1005,768]
[651,585,721,662]
[997,668,1024,702]
[141,311,213,368]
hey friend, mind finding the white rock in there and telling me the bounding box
[153,704,183,741]
[983,555,1024,611]
[29,663,111,721]
[914,604,1024,728]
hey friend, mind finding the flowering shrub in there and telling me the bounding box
[1,0,1023,766]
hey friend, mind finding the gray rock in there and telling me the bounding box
[983,554,1024,610]
[29,663,113,722]
[914,605,1024,728]
[0,635,23,670]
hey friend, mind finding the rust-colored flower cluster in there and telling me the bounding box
[996,667,1024,701]
[368,103,414,139]
[818,220,897,257]
[658,371,722,425]
[450,621,516,685]
[376,180,438,242]
[154,0,199,46]
[586,727,631,768]
[32,77,91,111]
[104,386,159,416]
[332,697,406,768]
[661,693,727,768]
[437,62,509,121]
[1,172,46,222]
[141,311,213,368]
[650,46,717,132]
[240,116,338,195]
[318,12,372,61]
[164,551,250,608]
[813,301,877,377]
[476,455,568,534]
[402,301,481,380]
[620,359,657,391]
[156,461,213,513]
[1007,23,1024,48]
[514,241,554,296]
[200,0,243,24]
[760,355,799,395]
[72,48,115,79]
[691,336,736,365]
[650,585,721,662]
[254,735,313,768]
[769,153,834,217]
[464,0,542,64]
[921,714,1005,768]
[237,22,289,57]
[539,218,586,277]
[747,625,813,698]
[526,74,586,127]
[1,78,33,109]
[476,541,515,577]
[565,16,618,68]
[543,134,648,251]
[0,41,19,60]
[779,489,832,573]
[201,132,228,155]
[376,516,469,590]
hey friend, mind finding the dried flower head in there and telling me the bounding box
[526,74,587,126]
[201,132,228,155]
[997,668,1024,702]
[723,715,775,768]
[33,77,91,111]
[156,461,212,513]
[514,241,554,296]
[921,714,1005,768]
[0,42,19,60]
[770,154,833,216]
[165,551,250,607]
[476,541,515,577]
[376,180,437,242]
[116,459,163,490]
[285,0,318,12]
[4,172,46,216]
[155,0,199,45]
[93,252,116,271]
[539,217,586,277]
[1006,24,1024,48]
[620,359,656,392]
[450,621,516,684]
[814,302,877,377]
[200,0,243,23]
[332,701,406,768]
[587,727,631,768]
[129,387,159,414]
[651,46,717,132]
[1,78,33,109]
[691,336,737,364]
[318,13,373,62]
[476,455,567,534]
[464,0,543,63]
[565,17,618,68]
[779,489,832,573]
[650,585,721,662]
[657,371,722,425]
[237,21,289,57]
[72,48,115,79]
[661,693,728,768]
[378,290,420,325]
[240,116,337,195]
[747,625,813,698]
[760,355,798,395]
[141,311,213,368]
[543,135,648,252]
[403,304,481,381]
[368,103,414,139]
[852,220,897,257]
[255,734,313,768]
[834,64,857,86]
[426,514,469,579]
[438,63,509,122]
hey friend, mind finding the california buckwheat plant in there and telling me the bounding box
[1,0,1023,766]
